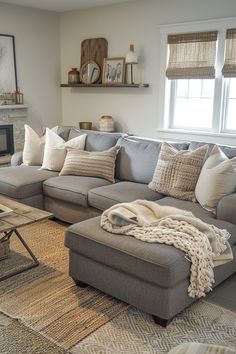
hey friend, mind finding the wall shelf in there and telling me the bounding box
[0,104,28,110]
[60,83,149,88]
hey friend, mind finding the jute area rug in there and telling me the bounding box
[0,220,236,354]
[0,220,128,352]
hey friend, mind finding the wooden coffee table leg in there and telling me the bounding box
[0,228,39,282]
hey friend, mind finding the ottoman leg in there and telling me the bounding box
[152,315,172,327]
[72,277,88,288]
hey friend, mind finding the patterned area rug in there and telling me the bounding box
[72,302,236,353]
[0,220,128,351]
[0,220,236,354]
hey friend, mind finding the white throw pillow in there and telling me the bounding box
[41,128,87,171]
[22,125,58,166]
[195,145,236,211]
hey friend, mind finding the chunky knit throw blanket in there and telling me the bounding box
[101,200,233,298]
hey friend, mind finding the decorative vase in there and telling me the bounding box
[99,116,114,132]
[68,68,80,84]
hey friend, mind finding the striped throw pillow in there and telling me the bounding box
[148,142,208,201]
[59,146,119,183]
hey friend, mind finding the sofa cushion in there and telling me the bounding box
[43,176,111,208]
[88,181,164,211]
[190,141,236,159]
[69,128,124,151]
[115,136,189,184]
[11,151,23,166]
[0,166,58,199]
[157,197,236,247]
[217,193,236,225]
[57,126,72,141]
[65,215,190,288]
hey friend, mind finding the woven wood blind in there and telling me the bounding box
[166,31,218,80]
[222,29,236,77]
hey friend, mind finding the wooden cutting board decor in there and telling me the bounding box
[81,38,108,83]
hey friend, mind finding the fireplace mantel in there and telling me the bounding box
[0,105,28,110]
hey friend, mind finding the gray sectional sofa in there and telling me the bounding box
[0,127,235,326]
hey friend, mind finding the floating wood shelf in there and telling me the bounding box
[60,83,149,88]
[0,104,28,110]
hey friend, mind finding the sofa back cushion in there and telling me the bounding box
[69,128,124,151]
[190,141,236,159]
[57,126,73,141]
[115,136,189,184]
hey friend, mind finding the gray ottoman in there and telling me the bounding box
[65,216,236,326]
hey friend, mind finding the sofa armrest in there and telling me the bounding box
[217,193,236,225]
[11,151,23,166]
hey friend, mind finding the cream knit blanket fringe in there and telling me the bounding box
[100,200,233,298]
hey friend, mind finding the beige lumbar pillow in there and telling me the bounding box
[195,145,236,211]
[22,125,58,166]
[41,128,87,171]
[148,142,208,201]
[60,146,119,183]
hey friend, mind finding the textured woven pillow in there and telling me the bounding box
[148,142,208,201]
[59,146,119,183]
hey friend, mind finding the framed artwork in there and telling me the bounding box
[102,57,125,84]
[0,34,18,94]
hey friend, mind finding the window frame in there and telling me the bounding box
[221,78,236,134]
[169,79,216,132]
[157,17,236,145]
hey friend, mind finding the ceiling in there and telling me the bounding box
[1,0,134,12]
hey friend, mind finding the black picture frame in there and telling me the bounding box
[0,34,18,92]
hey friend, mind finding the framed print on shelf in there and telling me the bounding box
[102,57,125,85]
[0,34,18,94]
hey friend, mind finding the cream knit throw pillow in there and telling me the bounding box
[148,142,208,201]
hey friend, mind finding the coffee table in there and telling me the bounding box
[0,196,53,282]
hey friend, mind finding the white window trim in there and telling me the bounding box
[157,17,236,145]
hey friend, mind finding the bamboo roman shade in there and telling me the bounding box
[222,29,236,77]
[166,31,218,80]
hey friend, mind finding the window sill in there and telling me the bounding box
[156,129,236,146]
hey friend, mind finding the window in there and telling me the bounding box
[224,78,236,132]
[170,79,215,130]
[222,29,236,133]
[158,18,236,143]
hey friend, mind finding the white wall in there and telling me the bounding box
[60,0,236,138]
[0,3,61,132]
